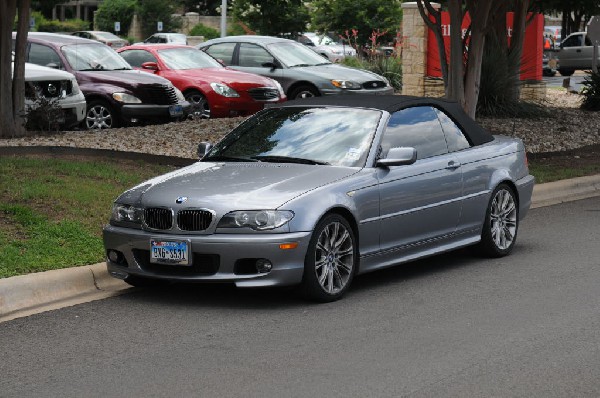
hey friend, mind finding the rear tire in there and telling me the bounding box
[476,184,519,258]
[301,214,357,302]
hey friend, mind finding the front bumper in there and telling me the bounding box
[120,101,191,120]
[103,224,312,287]
[210,97,286,118]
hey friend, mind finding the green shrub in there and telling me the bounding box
[581,71,600,111]
[189,23,220,40]
[478,33,547,118]
[37,18,90,32]
[25,98,64,132]
[342,55,402,92]
[95,0,137,34]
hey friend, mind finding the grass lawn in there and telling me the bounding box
[0,155,174,278]
[1,152,599,278]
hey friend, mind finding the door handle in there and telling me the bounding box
[446,160,461,170]
[576,49,582,52]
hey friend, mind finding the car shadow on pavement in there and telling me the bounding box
[118,248,492,309]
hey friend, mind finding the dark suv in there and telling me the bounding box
[14,32,190,129]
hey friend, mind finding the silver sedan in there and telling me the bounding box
[103,95,534,301]
[197,35,393,99]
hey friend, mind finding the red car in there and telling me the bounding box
[117,44,286,118]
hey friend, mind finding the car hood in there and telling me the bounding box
[75,69,169,86]
[292,63,383,82]
[17,62,75,81]
[173,67,277,87]
[123,162,358,212]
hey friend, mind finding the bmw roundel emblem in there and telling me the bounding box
[175,196,188,204]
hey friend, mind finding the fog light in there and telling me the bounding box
[255,259,272,273]
[108,250,120,262]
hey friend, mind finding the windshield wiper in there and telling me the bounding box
[111,67,132,70]
[290,63,312,68]
[202,155,258,162]
[251,155,330,165]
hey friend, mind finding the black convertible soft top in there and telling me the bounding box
[274,95,494,146]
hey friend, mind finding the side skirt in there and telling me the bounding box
[357,230,481,275]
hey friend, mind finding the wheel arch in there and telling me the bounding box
[286,81,321,98]
[316,206,361,273]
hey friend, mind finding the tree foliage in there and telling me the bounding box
[136,0,182,38]
[179,0,222,15]
[231,0,310,37]
[95,0,137,34]
[537,0,600,37]
[311,0,402,44]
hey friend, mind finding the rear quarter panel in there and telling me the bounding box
[457,136,529,233]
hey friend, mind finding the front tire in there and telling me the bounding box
[289,85,319,100]
[477,184,519,257]
[85,100,117,129]
[301,214,357,302]
[184,90,210,118]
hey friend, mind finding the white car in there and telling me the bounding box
[14,61,86,128]
[298,32,357,62]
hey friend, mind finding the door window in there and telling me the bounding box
[382,106,448,160]
[28,43,63,69]
[238,43,274,67]
[119,49,158,68]
[204,43,236,65]
[434,108,471,152]
[562,34,583,47]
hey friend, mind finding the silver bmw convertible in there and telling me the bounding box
[103,95,535,301]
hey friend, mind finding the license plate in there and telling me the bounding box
[169,104,183,117]
[150,240,190,265]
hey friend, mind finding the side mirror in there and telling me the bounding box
[376,147,417,167]
[197,142,213,159]
[261,61,278,70]
[141,62,159,71]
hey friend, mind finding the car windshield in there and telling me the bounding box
[204,107,381,167]
[268,41,332,67]
[158,47,222,69]
[62,43,131,71]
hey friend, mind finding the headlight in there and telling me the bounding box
[217,210,294,231]
[331,80,361,90]
[112,92,142,103]
[71,78,81,95]
[210,82,240,98]
[273,80,286,97]
[111,203,142,225]
[174,86,185,102]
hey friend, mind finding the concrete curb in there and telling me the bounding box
[0,263,130,322]
[531,174,600,208]
[1,175,600,323]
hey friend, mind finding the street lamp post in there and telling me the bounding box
[220,0,227,37]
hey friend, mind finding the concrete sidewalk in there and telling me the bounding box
[2,174,600,323]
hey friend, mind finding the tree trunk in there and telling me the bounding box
[12,0,31,137]
[463,0,494,118]
[506,0,530,102]
[447,0,464,104]
[0,0,18,138]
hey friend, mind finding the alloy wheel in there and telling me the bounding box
[489,188,517,250]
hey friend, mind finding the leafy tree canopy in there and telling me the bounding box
[232,0,310,36]
[137,0,182,38]
[311,0,402,44]
[95,0,137,34]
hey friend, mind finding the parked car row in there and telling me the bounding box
[13,32,393,130]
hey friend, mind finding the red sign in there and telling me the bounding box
[426,12,543,81]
